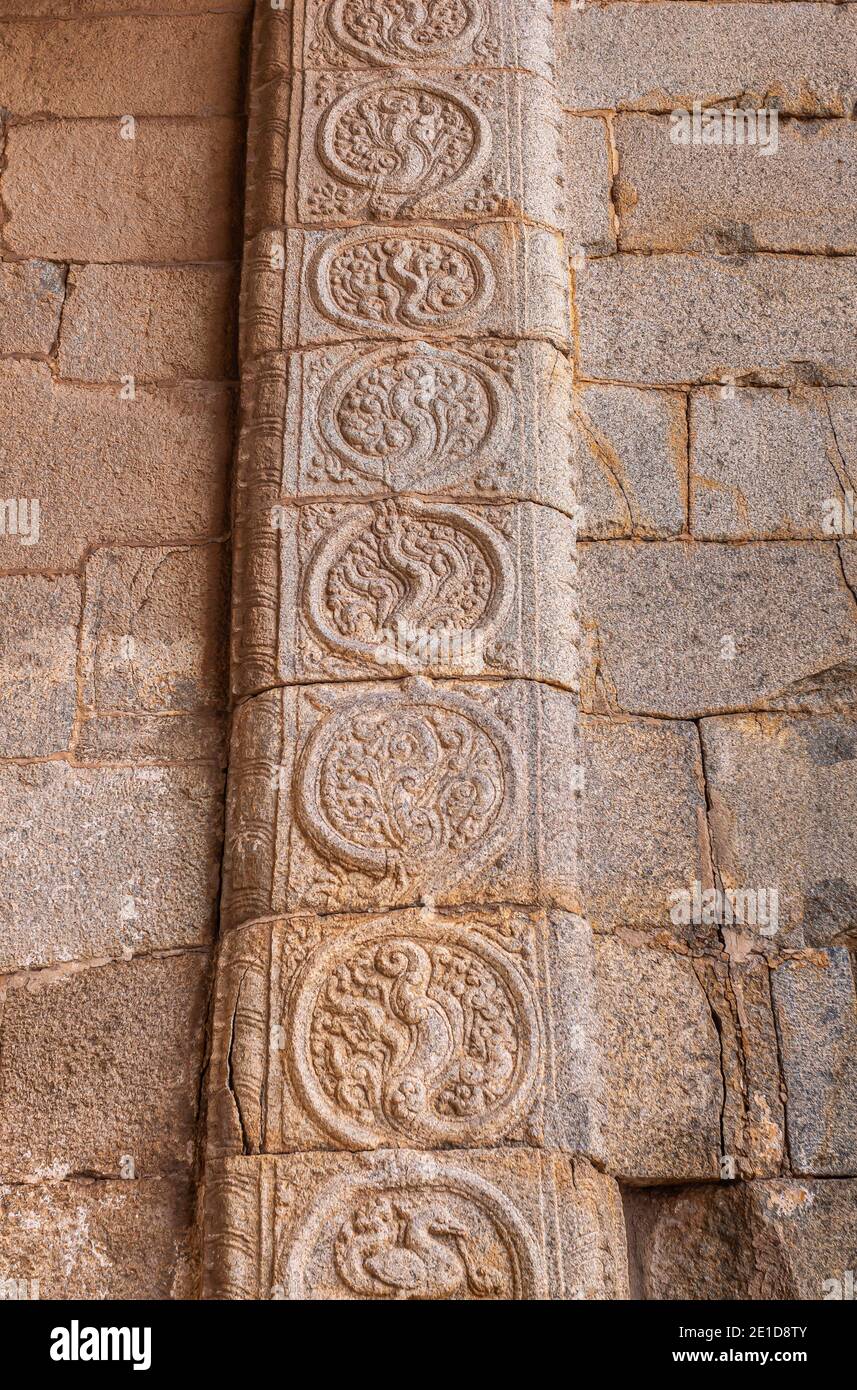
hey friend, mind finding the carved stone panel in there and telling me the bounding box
[203,1149,629,1300]
[222,677,580,925]
[240,224,571,351]
[236,497,578,691]
[285,70,562,228]
[301,0,556,79]
[207,907,602,1158]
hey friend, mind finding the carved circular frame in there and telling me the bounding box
[284,1158,545,1299]
[307,225,496,335]
[287,916,541,1148]
[294,678,523,881]
[316,77,491,197]
[301,497,515,671]
[326,0,484,65]
[315,341,514,481]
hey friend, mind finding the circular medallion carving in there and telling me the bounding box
[295,680,521,886]
[317,80,490,202]
[302,498,514,669]
[308,228,495,333]
[327,0,483,64]
[316,343,513,484]
[285,1162,542,1299]
[288,918,540,1148]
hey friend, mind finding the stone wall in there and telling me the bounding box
[0,0,855,1302]
[0,0,251,1298]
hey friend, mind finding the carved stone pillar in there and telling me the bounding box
[202,0,628,1300]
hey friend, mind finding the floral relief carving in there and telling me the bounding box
[301,498,515,672]
[308,228,496,333]
[287,918,541,1148]
[315,79,491,217]
[294,679,522,893]
[310,0,498,69]
[285,1163,541,1299]
[315,342,513,483]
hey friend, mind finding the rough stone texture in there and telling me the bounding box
[700,715,857,948]
[0,363,231,571]
[0,15,245,116]
[81,544,228,715]
[557,3,857,116]
[595,939,723,1183]
[59,265,238,382]
[574,385,687,539]
[0,1178,197,1300]
[627,1180,857,1300]
[0,576,79,758]
[691,388,857,539]
[0,260,65,357]
[0,763,224,970]
[576,255,857,386]
[580,542,857,717]
[0,953,210,1183]
[771,950,857,1175]
[579,716,707,931]
[615,115,857,254]
[563,115,615,257]
[204,1151,628,1300]
[208,908,603,1161]
[3,118,242,261]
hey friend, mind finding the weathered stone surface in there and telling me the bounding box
[300,0,554,77]
[557,3,857,116]
[3,118,241,261]
[0,763,223,970]
[627,1180,857,1300]
[616,115,857,254]
[576,255,857,386]
[235,339,575,506]
[74,711,226,767]
[580,542,857,717]
[0,363,231,570]
[0,1178,197,1300]
[208,908,602,1160]
[594,939,722,1182]
[0,260,64,357]
[204,1150,628,1300]
[772,950,857,1175]
[691,388,857,540]
[242,498,577,691]
[222,679,579,926]
[81,544,228,715]
[288,71,563,229]
[59,265,237,382]
[2,0,249,11]
[700,715,857,948]
[242,225,571,353]
[0,15,244,116]
[0,953,209,1182]
[563,114,615,256]
[574,385,687,539]
[579,716,707,931]
[0,576,79,759]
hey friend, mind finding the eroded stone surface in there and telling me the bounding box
[574,385,686,539]
[700,715,857,949]
[0,763,224,970]
[580,542,857,717]
[576,255,857,386]
[222,678,579,924]
[204,1149,628,1300]
[0,576,79,759]
[0,260,65,357]
[691,388,857,540]
[208,908,602,1159]
[628,1180,857,1300]
[0,1178,197,1300]
[772,950,857,1176]
[0,953,209,1182]
[563,115,615,258]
